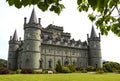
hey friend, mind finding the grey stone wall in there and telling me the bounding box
[8,41,19,70]
[41,44,88,69]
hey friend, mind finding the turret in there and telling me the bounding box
[8,30,19,70]
[87,26,102,68]
[21,8,42,69]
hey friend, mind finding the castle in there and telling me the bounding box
[7,8,102,70]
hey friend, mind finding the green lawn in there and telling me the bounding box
[0,73,120,81]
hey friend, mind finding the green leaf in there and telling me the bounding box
[31,0,39,5]
[97,0,104,13]
[59,4,65,9]
[88,0,97,10]
[6,0,14,6]
[77,0,82,5]
[103,0,109,8]
[37,2,49,11]
[47,0,56,4]
[107,26,111,31]
[110,16,116,22]
[88,14,96,22]
[50,5,61,15]
[14,0,22,8]
[21,0,31,7]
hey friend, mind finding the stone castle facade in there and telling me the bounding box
[7,9,102,70]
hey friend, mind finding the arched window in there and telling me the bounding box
[48,59,52,68]
[95,64,98,68]
[57,59,61,64]
[64,60,69,66]
[40,59,43,69]
[73,60,76,66]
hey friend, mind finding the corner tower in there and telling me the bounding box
[21,8,41,69]
[8,30,19,70]
[87,26,102,68]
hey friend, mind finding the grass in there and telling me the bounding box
[0,73,120,81]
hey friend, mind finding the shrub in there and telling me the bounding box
[87,66,95,71]
[103,61,120,72]
[76,67,81,71]
[42,69,48,74]
[16,69,21,74]
[81,69,87,73]
[62,66,70,73]
[67,64,76,72]
[21,69,33,74]
[96,68,104,74]
[0,68,9,74]
[55,61,62,73]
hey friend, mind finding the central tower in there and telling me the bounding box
[21,8,41,69]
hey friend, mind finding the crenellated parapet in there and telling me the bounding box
[46,24,63,31]
[41,35,87,49]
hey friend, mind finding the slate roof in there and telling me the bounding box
[29,8,37,24]
[13,30,18,41]
[90,25,97,38]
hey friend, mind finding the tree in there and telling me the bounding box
[55,61,62,73]
[0,59,7,68]
[103,61,120,72]
[6,0,120,36]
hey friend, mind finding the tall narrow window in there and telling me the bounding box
[40,61,43,69]
[48,60,52,68]
[95,64,98,68]
[73,61,76,66]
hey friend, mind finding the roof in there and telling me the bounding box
[13,30,18,41]
[90,25,97,38]
[29,8,37,24]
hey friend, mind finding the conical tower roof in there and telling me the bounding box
[90,25,97,38]
[29,8,37,24]
[13,30,18,41]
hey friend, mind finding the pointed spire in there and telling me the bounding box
[29,8,37,24]
[90,25,97,38]
[13,30,18,41]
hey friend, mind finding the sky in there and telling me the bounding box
[0,0,120,63]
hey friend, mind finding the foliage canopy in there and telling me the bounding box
[6,0,120,36]
[0,59,7,68]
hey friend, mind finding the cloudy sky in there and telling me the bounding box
[0,0,120,63]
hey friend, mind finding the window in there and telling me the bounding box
[95,64,98,68]
[64,61,69,66]
[57,60,61,64]
[65,51,67,54]
[48,60,52,68]
[40,60,43,69]
[73,61,76,66]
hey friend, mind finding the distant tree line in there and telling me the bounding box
[0,59,7,68]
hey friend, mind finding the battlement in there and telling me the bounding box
[41,36,87,49]
[62,32,71,37]
[46,24,63,31]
